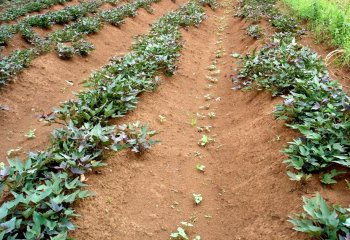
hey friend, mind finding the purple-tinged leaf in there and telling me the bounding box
[70,168,85,175]
[321,75,330,83]
[284,98,294,106]
[50,200,63,212]
[0,167,9,178]
[0,105,9,111]
[312,103,320,110]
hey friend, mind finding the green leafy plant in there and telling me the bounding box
[170,221,194,240]
[170,227,189,240]
[111,121,159,154]
[270,14,298,33]
[0,48,35,84]
[198,135,213,146]
[56,42,75,59]
[290,193,350,239]
[235,36,350,176]
[321,169,346,185]
[0,0,73,22]
[247,24,262,39]
[234,0,276,23]
[0,24,16,45]
[72,39,95,56]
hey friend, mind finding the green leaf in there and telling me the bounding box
[24,129,36,139]
[231,53,241,58]
[196,164,206,172]
[321,169,346,185]
[193,193,203,205]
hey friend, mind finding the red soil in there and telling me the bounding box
[0,0,349,239]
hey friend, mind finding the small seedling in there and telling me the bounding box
[194,151,202,158]
[196,164,206,172]
[171,201,179,209]
[159,115,166,123]
[170,227,188,240]
[208,64,217,71]
[204,214,212,219]
[204,94,213,101]
[199,104,210,110]
[210,69,221,76]
[231,52,240,58]
[196,113,206,119]
[191,117,197,127]
[193,193,203,205]
[193,236,201,240]
[207,112,216,118]
[206,76,218,83]
[206,84,213,89]
[25,129,36,139]
[287,171,311,182]
[198,135,213,147]
[181,222,193,227]
[170,222,193,240]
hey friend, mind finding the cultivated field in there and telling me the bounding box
[0,0,350,239]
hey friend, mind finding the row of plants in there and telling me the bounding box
[282,0,350,66]
[235,0,302,39]
[49,0,157,48]
[234,0,350,239]
[0,0,34,11]
[0,0,72,22]
[0,1,209,238]
[0,0,157,85]
[0,0,107,46]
